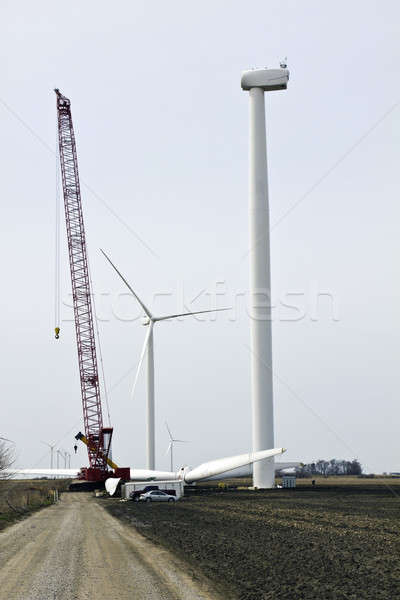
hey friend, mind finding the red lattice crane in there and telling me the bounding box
[55,89,128,482]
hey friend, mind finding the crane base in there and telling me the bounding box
[69,480,105,492]
[114,468,130,480]
[79,467,111,482]
[78,467,131,482]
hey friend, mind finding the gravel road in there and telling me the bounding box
[0,493,219,600]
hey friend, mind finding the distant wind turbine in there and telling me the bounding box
[101,249,231,470]
[56,449,63,470]
[41,441,56,469]
[61,450,71,469]
[165,422,189,472]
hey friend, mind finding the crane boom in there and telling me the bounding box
[55,89,110,478]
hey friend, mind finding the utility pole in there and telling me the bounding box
[241,65,289,489]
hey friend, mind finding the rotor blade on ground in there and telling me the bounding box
[184,447,286,484]
[101,249,153,318]
[4,468,80,478]
[131,322,154,401]
[105,477,121,496]
[129,468,177,481]
[154,307,231,322]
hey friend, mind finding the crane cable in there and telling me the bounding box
[88,258,112,427]
[54,131,61,340]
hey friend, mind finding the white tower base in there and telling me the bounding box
[242,67,289,489]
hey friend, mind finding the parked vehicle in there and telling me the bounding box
[129,485,159,502]
[139,490,177,503]
[122,480,184,501]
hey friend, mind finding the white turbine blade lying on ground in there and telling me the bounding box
[154,307,231,322]
[184,447,286,484]
[4,468,80,478]
[131,321,154,400]
[203,460,301,480]
[105,477,121,496]
[129,468,178,481]
[101,249,153,318]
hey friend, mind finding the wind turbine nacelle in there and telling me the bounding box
[241,68,289,92]
[141,316,151,326]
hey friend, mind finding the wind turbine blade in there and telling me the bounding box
[154,307,231,322]
[173,440,189,443]
[4,468,80,477]
[105,477,121,496]
[129,468,177,481]
[165,421,173,440]
[101,249,153,318]
[184,447,286,484]
[165,442,172,456]
[131,322,154,400]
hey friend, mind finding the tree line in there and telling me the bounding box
[282,458,362,477]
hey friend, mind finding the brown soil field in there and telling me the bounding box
[103,480,400,600]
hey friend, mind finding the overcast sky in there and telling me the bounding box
[1,1,399,474]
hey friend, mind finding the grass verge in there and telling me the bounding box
[0,479,71,532]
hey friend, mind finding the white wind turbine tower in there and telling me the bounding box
[101,249,230,470]
[241,64,289,489]
[41,441,56,469]
[165,421,189,472]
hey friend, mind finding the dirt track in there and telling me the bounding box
[0,492,218,600]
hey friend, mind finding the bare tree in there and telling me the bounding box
[0,439,15,479]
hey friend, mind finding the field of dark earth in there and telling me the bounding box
[103,479,400,600]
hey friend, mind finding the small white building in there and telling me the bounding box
[282,475,296,488]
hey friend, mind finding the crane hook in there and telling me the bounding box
[55,327,60,340]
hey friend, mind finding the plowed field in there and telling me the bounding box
[104,481,400,600]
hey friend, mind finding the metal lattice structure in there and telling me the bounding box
[55,89,107,474]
